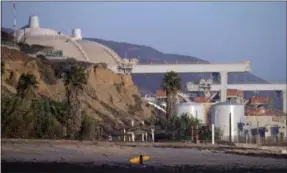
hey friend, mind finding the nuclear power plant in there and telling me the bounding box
[2,15,287,142]
[14,16,123,66]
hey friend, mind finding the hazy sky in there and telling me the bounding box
[2,2,286,82]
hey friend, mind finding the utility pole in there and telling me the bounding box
[13,1,17,46]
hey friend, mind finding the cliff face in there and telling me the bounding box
[1,47,152,130]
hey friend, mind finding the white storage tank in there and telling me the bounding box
[210,102,245,141]
[176,102,206,124]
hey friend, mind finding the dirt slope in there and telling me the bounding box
[1,47,152,130]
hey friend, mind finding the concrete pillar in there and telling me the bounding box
[145,132,148,141]
[123,129,126,142]
[212,124,215,145]
[131,120,134,127]
[141,132,145,142]
[151,129,155,142]
[131,132,135,142]
[283,90,286,113]
[220,72,228,102]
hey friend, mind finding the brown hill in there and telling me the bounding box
[1,47,152,131]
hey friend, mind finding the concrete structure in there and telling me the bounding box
[210,102,245,142]
[212,84,286,113]
[72,28,82,40]
[126,62,251,103]
[176,102,206,124]
[28,15,40,28]
[15,16,121,66]
[245,113,286,137]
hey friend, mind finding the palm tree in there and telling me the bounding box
[16,73,39,99]
[63,63,88,137]
[161,71,181,120]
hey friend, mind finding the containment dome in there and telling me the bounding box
[77,39,121,65]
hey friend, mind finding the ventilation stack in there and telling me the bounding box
[29,16,40,28]
[72,28,82,40]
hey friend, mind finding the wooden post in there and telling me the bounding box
[191,126,193,142]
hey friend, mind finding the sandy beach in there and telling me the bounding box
[2,139,287,172]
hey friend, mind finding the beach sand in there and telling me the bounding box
[2,140,287,172]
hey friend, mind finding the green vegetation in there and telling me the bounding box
[148,112,202,140]
[63,64,88,139]
[16,73,39,99]
[161,71,181,120]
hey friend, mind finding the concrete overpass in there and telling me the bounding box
[131,62,251,73]
[114,61,252,104]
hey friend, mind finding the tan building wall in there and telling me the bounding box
[245,115,286,136]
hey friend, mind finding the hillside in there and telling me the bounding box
[1,47,152,134]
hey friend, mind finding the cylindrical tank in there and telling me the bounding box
[72,28,82,40]
[176,102,206,124]
[210,102,245,141]
[29,16,40,28]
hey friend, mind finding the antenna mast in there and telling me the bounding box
[13,1,17,46]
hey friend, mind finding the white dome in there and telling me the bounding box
[77,40,121,65]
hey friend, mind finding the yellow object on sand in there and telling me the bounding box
[129,155,150,164]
